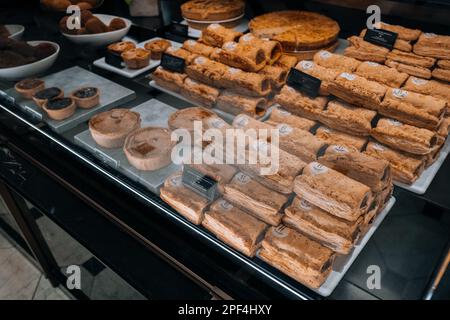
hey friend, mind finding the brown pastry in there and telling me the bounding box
[160,172,209,225]
[182,40,215,58]
[374,22,422,41]
[219,66,271,97]
[123,127,174,171]
[107,41,135,55]
[425,135,446,167]
[144,39,171,60]
[344,36,389,63]
[438,116,450,138]
[360,29,412,52]
[203,198,267,257]
[258,64,287,89]
[199,23,242,48]
[371,118,439,155]
[152,66,187,93]
[318,144,392,192]
[355,61,409,88]
[164,47,197,65]
[238,33,282,65]
[70,87,99,109]
[210,43,266,72]
[313,50,360,73]
[121,48,150,69]
[223,172,289,226]
[284,197,362,254]
[327,72,387,110]
[266,107,317,132]
[108,18,127,31]
[274,85,329,121]
[315,126,368,151]
[413,33,450,60]
[294,60,339,95]
[385,59,432,79]
[89,108,141,148]
[364,141,425,184]
[168,107,216,145]
[32,87,63,108]
[180,77,220,108]
[185,56,228,88]
[437,60,450,70]
[294,162,372,221]
[232,113,278,140]
[215,91,267,117]
[85,17,108,34]
[15,79,45,99]
[42,97,76,121]
[387,49,436,69]
[402,76,450,104]
[181,0,245,21]
[259,225,335,289]
[273,54,298,71]
[432,68,450,83]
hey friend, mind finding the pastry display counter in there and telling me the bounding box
[0,0,449,300]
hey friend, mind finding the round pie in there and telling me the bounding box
[123,127,175,171]
[249,11,340,52]
[168,107,216,132]
[89,108,141,148]
[108,41,135,55]
[71,87,100,109]
[121,48,151,69]
[42,97,76,120]
[181,0,245,21]
[32,87,64,108]
[144,39,171,60]
[15,79,45,99]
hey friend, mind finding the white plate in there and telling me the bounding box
[0,41,60,81]
[180,19,249,39]
[184,13,245,24]
[6,24,24,40]
[61,14,131,47]
[93,38,182,78]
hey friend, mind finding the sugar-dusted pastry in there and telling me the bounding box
[315,126,368,151]
[432,68,450,83]
[43,97,76,121]
[223,172,289,226]
[295,60,340,95]
[387,49,436,69]
[203,199,267,257]
[413,33,450,60]
[219,66,271,97]
[318,144,391,192]
[164,47,197,64]
[15,79,45,99]
[182,39,215,57]
[344,36,389,63]
[70,87,99,109]
[327,72,387,110]
[355,61,408,88]
[121,48,151,69]
[258,64,288,88]
[364,141,425,184]
[273,54,298,71]
[266,107,317,132]
[123,127,174,171]
[274,85,329,121]
[89,109,141,149]
[160,172,209,225]
[319,100,376,136]
[284,197,362,254]
[379,88,446,130]
[259,225,336,289]
[359,29,412,52]
[294,162,372,221]
[180,77,220,108]
[313,50,360,73]
[238,33,282,65]
[402,76,450,103]
[199,23,242,48]
[215,91,267,117]
[375,22,422,41]
[211,42,266,72]
[152,66,187,93]
[385,59,432,79]
[437,60,450,70]
[371,118,438,155]
[32,87,63,108]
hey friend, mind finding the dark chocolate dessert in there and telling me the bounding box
[16,79,44,90]
[73,87,97,98]
[45,98,73,110]
[34,87,62,100]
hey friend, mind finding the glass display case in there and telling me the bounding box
[0,0,449,300]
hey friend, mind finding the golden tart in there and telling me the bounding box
[168,107,216,132]
[144,39,171,60]
[107,41,136,54]
[15,79,45,99]
[32,87,64,108]
[249,11,340,52]
[123,127,175,171]
[71,87,100,109]
[181,0,245,21]
[42,97,76,121]
[121,48,151,69]
[89,108,141,149]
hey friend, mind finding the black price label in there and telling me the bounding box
[364,28,398,50]
[182,165,218,202]
[286,68,321,98]
[160,53,186,73]
[105,51,125,69]
[170,23,188,37]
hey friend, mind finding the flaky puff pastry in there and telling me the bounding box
[355,61,409,88]
[413,33,450,60]
[258,64,288,89]
[273,54,298,71]
[387,49,436,68]
[344,36,389,63]
[315,126,368,151]
[199,23,242,48]
[437,60,450,70]
[180,77,220,108]
[182,39,215,58]
[313,50,360,73]
[215,91,267,117]
[152,66,187,93]
[402,76,450,105]
[219,66,271,97]
[211,42,266,72]
[266,107,317,132]
[239,33,282,65]
[385,59,432,79]
[432,68,450,83]
[295,60,340,95]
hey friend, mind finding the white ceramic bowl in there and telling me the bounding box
[6,24,25,40]
[61,14,131,47]
[0,41,60,81]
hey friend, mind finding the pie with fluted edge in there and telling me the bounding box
[181,0,245,21]
[249,11,340,52]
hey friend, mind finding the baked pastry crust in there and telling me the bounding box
[144,39,171,60]
[168,106,216,132]
[152,66,187,93]
[344,36,389,63]
[259,225,335,289]
[15,79,45,99]
[210,42,266,72]
[438,116,450,138]
[387,49,436,69]
[32,87,64,108]
[43,97,76,121]
[295,60,340,95]
[385,59,432,79]
[203,199,267,257]
[273,54,298,71]
[315,126,368,151]
[402,76,450,104]
[432,68,450,83]
[180,77,220,108]
[200,23,242,48]
[258,64,287,89]
[107,41,135,54]
[266,107,317,132]
[121,48,150,69]
[215,91,267,117]
[181,0,245,21]
[239,34,282,65]
[437,60,450,70]
[413,33,450,60]
[355,61,408,88]
[89,108,141,149]
[70,87,100,109]
[313,50,360,73]
[182,40,215,58]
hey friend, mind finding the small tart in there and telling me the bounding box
[32,87,64,108]
[121,48,151,69]
[89,108,141,149]
[15,79,45,99]
[107,41,136,54]
[123,127,175,171]
[71,87,100,109]
[144,39,171,60]
[42,97,76,121]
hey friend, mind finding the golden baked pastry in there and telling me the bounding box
[121,48,150,69]
[315,126,368,151]
[144,39,171,60]
[355,61,409,88]
[181,0,245,21]
[385,59,432,79]
[42,97,76,121]
[266,107,317,132]
[215,91,267,117]
[432,68,450,83]
[344,36,389,63]
[70,87,99,109]
[313,50,361,73]
[402,76,450,104]
[180,77,220,108]
[152,66,187,93]
[182,40,215,58]
[107,41,135,55]
[199,23,242,48]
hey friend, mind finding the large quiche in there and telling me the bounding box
[249,11,340,52]
[181,0,245,21]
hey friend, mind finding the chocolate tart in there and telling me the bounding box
[71,87,100,109]
[121,48,151,69]
[89,109,141,149]
[144,39,171,60]
[123,127,175,171]
[32,87,64,108]
[15,79,45,99]
[42,97,76,121]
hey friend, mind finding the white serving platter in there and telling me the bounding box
[93,37,182,78]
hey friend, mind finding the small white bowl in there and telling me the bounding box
[61,14,131,47]
[6,24,25,40]
[0,41,60,81]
